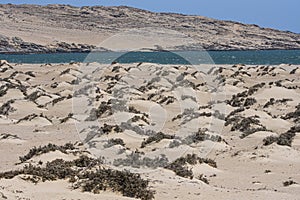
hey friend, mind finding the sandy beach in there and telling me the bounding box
[0,61,299,199]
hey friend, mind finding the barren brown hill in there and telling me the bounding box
[0,4,300,53]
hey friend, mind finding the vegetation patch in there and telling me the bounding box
[104,138,125,148]
[0,156,155,200]
[184,129,224,144]
[19,143,76,163]
[0,99,15,115]
[141,132,175,148]
[0,133,20,140]
[225,115,267,138]
[263,98,293,109]
[282,104,300,123]
[263,125,300,147]
[283,180,297,187]
[113,152,169,169]
[86,101,112,121]
[164,154,217,180]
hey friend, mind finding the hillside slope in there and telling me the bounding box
[0,4,300,53]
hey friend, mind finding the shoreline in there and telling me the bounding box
[1,48,300,55]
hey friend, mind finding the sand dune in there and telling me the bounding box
[0,61,299,200]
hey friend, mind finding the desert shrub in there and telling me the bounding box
[165,162,193,179]
[120,122,144,135]
[264,170,272,173]
[227,83,264,107]
[263,135,278,146]
[184,129,223,144]
[0,100,15,115]
[283,180,297,187]
[158,96,176,105]
[74,85,93,96]
[0,84,8,97]
[15,113,52,124]
[0,133,20,140]
[141,132,175,148]
[19,143,76,163]
[26,91,43,102]
[84,124,123,143]
[50,96,70,106]
[181,95,197,102]
[172,109,212,124]
[25,71,35,77]
[129,106,142,114]
[60,113,74,123]
[244,97,257,107]
[113,152,169,169]
[102,123,123,133]
[104,138,125,148]
[282,104,300,122]
[198,174,209,184]
[213,110,226,120]
[290,68,297,74]
[226,115,267,138]
[168,140,181,148]
[263,126,299,147]
[131,115,149,124]
[0,156,154,200]
[86,101,112,121]
[164,154,217,179]
[264,98,293,109]
[225,107,245,122]
[277,131,296,147]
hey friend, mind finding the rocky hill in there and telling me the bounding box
[0,4,300,53]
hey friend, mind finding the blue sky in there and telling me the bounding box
[1,0,299,33]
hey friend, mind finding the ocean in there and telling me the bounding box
[0,50,300,65]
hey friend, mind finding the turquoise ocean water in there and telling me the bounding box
[0,50,299,65]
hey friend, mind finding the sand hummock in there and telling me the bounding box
[0,61,299,200]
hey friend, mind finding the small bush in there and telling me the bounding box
[168,140,181,148]
[113,152,169,169]
[0,156,155,200]
[19,143,76,163]
[263,136,278,146]
[86,102,112,121]
[164,154,217,179]
[141,132,175,148]
[184,129,223,144]
[104,138,125,148]
[198,174,209,184]
[283,180,297,187]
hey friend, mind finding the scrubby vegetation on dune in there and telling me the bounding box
[141,132,175,148]
[183,128,224,144]
[282,103,300,123]
[104,138,125,148]
[165,154,217,181]
[226,83,265,107]
[283,180,297,187]
[0,133,20,140]
[263,98,293,109]
[263,125,300,147]
[225,115,267,139]
[86,101,113,121]
[19,143,76,163]
[0,100,15,115]
[113,152,169,169]
[172,108,212,124]
[0,155,155,200]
